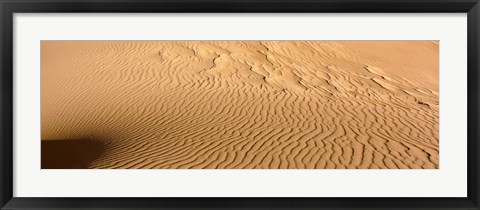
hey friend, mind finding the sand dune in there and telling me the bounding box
[41,41,439,169]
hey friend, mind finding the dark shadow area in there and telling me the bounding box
[41,139,106,169]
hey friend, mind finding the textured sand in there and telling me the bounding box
[41,41,439,169]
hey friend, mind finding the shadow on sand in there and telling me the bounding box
[41,139,106,169]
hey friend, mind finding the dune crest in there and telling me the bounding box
[41,41,439,169]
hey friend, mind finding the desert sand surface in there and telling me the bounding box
[41,41,439,169]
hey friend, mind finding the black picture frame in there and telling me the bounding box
[1,0,479,209]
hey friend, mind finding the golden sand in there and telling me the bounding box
[41,41,439,169]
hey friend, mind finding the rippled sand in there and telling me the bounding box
[41,41,438,169]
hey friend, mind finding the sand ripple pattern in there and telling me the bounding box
[41,41,439,169]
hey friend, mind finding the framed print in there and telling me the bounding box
[1,0,479,209]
